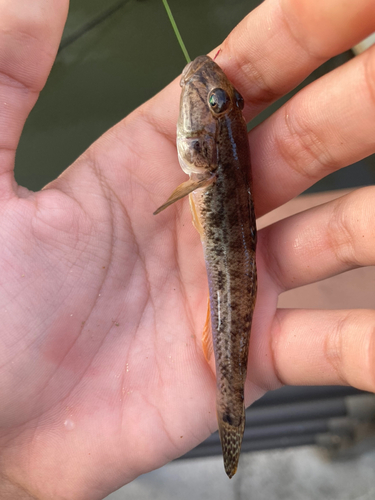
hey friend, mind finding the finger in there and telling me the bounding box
[260,186,375,292]
[0,0,68,197]
[214,0,375,120]
[250,42,375,216]
[270,308,375,393]
[144,0,375,139]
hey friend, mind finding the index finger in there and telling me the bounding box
[219,0,375,120]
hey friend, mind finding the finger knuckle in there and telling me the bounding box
[324,314,347,385]
[229,38,284,108]
[327,196,358,267]
[275,104,337,181]
[350,311,375,392]
[363,46,375,109]
[326,310,375,392]
[327,188,375,267]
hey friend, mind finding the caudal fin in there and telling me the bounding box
[218,411,245,478]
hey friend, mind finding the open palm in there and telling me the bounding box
[1,0,375,499]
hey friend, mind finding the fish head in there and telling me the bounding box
[177,55,245,176]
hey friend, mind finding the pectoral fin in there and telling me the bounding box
[189,194,204,237]
[153,177,214,215]
[202,296,213,362]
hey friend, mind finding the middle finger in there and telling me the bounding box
[250,43,375,216]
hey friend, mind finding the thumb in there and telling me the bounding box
[0,0,69,199]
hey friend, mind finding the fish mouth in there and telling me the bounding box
[180,55,212,87]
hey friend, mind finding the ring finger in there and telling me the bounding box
[259,186,375,292]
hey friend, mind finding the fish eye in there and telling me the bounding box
[234,89,244,110]
[208,88,230,114]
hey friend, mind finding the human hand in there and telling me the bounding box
[0,0,375,498]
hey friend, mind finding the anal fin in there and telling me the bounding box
[189,193,204,237]
[202,296,213,362]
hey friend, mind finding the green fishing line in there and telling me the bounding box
[162,0,191,64]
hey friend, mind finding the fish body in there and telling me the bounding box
[154,55,257,477]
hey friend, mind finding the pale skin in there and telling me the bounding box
[0,0,375,498]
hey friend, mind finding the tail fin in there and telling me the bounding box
[217,409,245,478]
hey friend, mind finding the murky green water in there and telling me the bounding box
[15,0,375,192]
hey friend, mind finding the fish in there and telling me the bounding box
[154,55,257,478]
